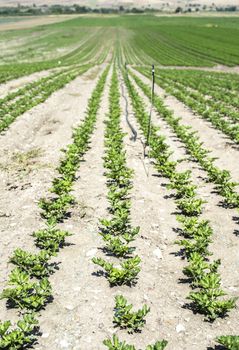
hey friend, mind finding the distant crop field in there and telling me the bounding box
[0,14,238,350]
[0,16,27,24]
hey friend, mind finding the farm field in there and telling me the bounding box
[0,14,239,350]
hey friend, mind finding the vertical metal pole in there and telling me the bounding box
[146,64,155,147]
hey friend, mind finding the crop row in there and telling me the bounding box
[92,67,167,349]
[0,64,91,133]
[156,72,239,125]
[0,66,109,349]
[154,69,239,113]
[138,69,239,144]
[131,69,239,210]
[122,67,238,349]
[0,32,109,85]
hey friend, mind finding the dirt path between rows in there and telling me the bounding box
[126,73,239,350]
[0,64,105,323]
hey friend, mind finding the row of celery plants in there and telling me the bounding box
[131,69,239,209]
[155,70,239,119]
[0,31,108,85]
[0,63,91,133]
[0,66,109,349]
[142,70,239,144]
[122,67,238,348]
[92,68,167,350]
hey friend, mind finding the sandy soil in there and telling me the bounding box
[0,15,81,31]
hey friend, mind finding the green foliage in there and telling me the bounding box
[0,268,52,311]
[101,234,136,257]
[103,335,168,350]
[145,341,168,350]
[92,256,141,286]
[216,335,239,349]
[183,252,220,286]
[33,226,72,253]
[103,335,135,350]
[177,216,213,239]
[0,314,38,349]
[176,235,212,258]
[113,295,150,333]
[188,273,237,320]
[39,194,75,224]
[10,248,54,278]
[176,198,206,216]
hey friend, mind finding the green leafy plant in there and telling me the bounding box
[103,334,135,350]
[0,314,38,349]
[145,341,168,350]
[177,216,213,239]
[32,225,72,253]
[103,335,168,350]
[183,252,220,286]
[101,234,136,257]
[216,335,239,349]
[0,268,52,311]
[10,249,54,278]
[92,256,141,286]
[176,198,206,216]
[176,235,212,258]
[113,295,150,333]
[188,273,237,320]
[39,193,75,224]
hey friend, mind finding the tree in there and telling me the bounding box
[175,6,182,13]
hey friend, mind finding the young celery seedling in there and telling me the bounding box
[113,295,150,333]
[0,314,38,349]
[92,256,141,286]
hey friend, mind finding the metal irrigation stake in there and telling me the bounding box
[146,64,155,148]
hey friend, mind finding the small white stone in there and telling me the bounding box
[59,339,70,348]
[107,328,115,334]
[65,304,74,310]
[153,247,163,259]
[228,286,237,292]
[85,248,97,257]
[85,336,92,343]
[176,324,185,333]
[42,333,49,339]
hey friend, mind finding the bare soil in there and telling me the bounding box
[0,15,81,31]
